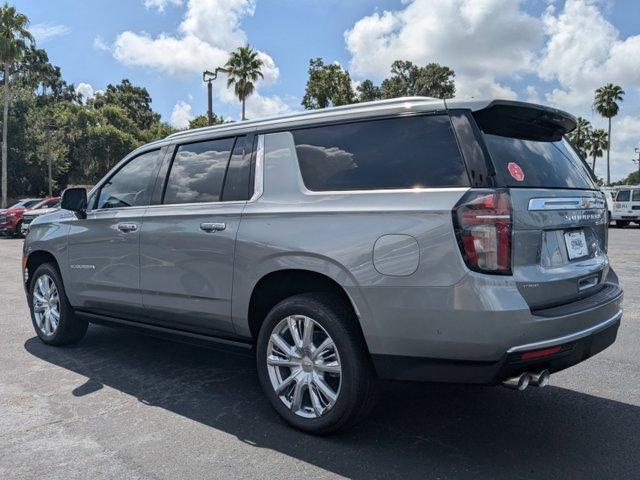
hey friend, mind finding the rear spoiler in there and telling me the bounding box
[471,100,577,142]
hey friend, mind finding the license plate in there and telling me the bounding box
[564,230,588,260]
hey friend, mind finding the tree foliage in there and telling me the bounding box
[594,83,625,185]
[567,116,592,158]
[3,47,175,198]
[225,45,263,121]
[302,58,355,109]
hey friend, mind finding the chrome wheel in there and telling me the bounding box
[266,315,342,419]
[32,274,60,336]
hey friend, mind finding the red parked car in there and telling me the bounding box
[0,197,60,237]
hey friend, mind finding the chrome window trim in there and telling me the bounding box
[301,186,472,196]
[248,134,264,202]
[528,197,606,211]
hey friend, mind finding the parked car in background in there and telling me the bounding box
[612,187,640,227]
[0,198,42,236]
[23,98,622,434]
[20,197,61,236]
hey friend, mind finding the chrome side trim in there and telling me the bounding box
[249,134,265,202]
[507,309,622,353]
[528,197,605,211]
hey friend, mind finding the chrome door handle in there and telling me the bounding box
[117,223,138,233]
[200,222,226,233]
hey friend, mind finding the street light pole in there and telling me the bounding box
[46,122,52,197]
[633,148,640,179]
[202,67,228,126]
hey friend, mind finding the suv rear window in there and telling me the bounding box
[482,134,595,189]
[292,115,469,191]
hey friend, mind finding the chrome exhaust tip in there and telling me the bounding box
[502,373,530,391]
[529,370,550,388]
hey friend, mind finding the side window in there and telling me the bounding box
[633,190,640,202]
[164,137,234,205]
[617,190,630,202]
[222,136,252,201]
[292,115,469,191]
[97,150,162,209]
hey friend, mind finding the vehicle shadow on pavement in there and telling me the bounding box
[25,325,640,480]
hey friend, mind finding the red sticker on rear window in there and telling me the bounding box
[508,162,525,182]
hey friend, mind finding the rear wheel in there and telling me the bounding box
[616,220,630,228]
[28,263,87,345]
[256,293,376,434]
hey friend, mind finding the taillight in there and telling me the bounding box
[452,189,512,275]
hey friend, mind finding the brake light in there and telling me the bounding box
[452,189,512,275]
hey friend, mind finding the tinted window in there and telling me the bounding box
[222,136,252,201]
[164,137,234,204]
[483,135,595,189]
[97,150,161,209]
[633,190,640,202]
[23,199,42,208]
[617,190,630,201]
[292,115,468,191]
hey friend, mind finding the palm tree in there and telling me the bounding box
[593,83,625,186]
[587,128,608,173]
[568,116,592,158]
[225,45,264,121]
[0,4,32,208]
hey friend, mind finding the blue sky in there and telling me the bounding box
[13,0,640,181]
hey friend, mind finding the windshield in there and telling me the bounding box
[483,135,596,189]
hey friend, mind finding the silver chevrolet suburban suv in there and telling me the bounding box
[23,98,623,434]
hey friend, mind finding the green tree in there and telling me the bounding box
[92,79,160,131]
[380,60,455,99]
[0,3,33,207]
[594,83,625,185]
[567,116,592,158]
[302,58,355,109]
[356,79,381,102]
[586,128,608,173]
[188,113,224,129]
[225,45,263,121]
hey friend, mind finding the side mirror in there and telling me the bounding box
[61,187,88,219]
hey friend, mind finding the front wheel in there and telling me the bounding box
[28,263,88,345]
[256,293,377,435]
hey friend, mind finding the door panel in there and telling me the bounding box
[67,207,146,317]
[140,202,244,334]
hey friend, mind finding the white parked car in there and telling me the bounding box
[612,187,640,227]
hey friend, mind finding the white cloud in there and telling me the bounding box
[538,0,640,113]
[30,23,71,43]
[93,36,111,52]
[243,94,291,119]
[170,100,193,129]
[76,83,95,103]
[144,0,183,12]
[344,0,541,99]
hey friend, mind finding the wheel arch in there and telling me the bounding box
[246,268,367,347]
[25,250,61,288]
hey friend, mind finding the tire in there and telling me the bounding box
[256,293,377,435]
[616,220,630,228]
[14,221,23,238]
[28,263,88,346]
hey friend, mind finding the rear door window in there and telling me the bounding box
[482,134,595,189]
[292,115,469,191]
[163,137,235,204]
[632,190,640,202]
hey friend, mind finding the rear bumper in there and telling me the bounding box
[372,312,621,384]
[357,270,623,384]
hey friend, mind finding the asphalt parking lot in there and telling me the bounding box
[1,229,639,480]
